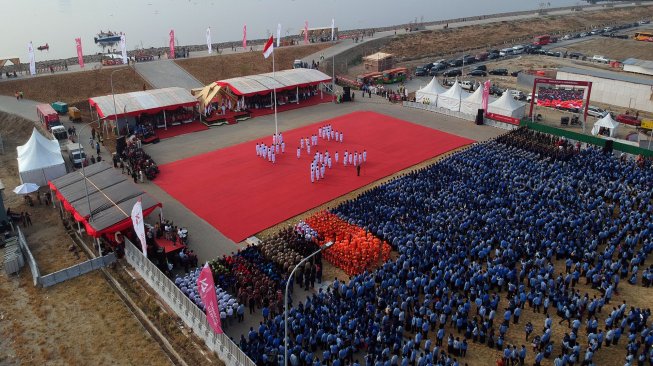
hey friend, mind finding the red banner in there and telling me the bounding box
[169,29,175,59]
[481,80,490,111]
[242,24,247,49]
[75,38,84,68]
[304,21,309,44]
[198,264,223,334]
[486,112,520,125]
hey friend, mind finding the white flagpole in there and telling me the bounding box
[273,49,278,137]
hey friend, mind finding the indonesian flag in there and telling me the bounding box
[263,36,274,59]
[131,199,147,257]
[198,264,223,334]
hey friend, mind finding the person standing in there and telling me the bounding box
[96,141,101,156]
[310,167,315,183]
[356,164,361,177]
[335,151,339,163]
[363,149,367,163]
[281,141,285,154]
[297,147,301,159]
[271,150,276,164]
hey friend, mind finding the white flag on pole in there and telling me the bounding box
[331,18,335,41]
[276,23,281,47]
[206,27,212,54]
[131,199,147,257]
[27,42,36,75]
[120,34,128,65]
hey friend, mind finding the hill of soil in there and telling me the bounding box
[175,44,331,85]
[383,6,653,62]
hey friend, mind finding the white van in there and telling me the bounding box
[50,125,69,148]
[66,143,87,168]
[499,48,514,57]
[512,45,525,54]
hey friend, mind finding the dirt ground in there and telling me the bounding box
[175,43,331,85]
[382,6,653,64]
[550,37,653,61]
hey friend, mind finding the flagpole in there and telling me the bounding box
[273,47,278,137]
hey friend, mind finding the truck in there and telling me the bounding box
[66,143,87,168]
[533,35,551,45]
[36,104,61,130]
[50,125,69,148]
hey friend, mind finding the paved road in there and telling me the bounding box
[134,60,203,90]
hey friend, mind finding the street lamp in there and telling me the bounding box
[111,68,126,135]
[284,241,334,366]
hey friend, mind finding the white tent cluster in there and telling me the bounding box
[17,128,66,186]
[415,77,526,119]
[591,114,620,138]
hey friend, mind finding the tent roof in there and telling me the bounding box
[440,80,463,98]
[418,77,448,95]
[89,87,198,119]
[489,90,525,111]
[363,52,393,61]
[17,128,61,157]
[463,87,484,103]
[216,68,331,97]
[594,113,620,129]
[49,162,161,238]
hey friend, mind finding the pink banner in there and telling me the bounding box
[169,29,175,59]
[304,21,309,44]
[75,38,84,68]
[242,24,247,49]
[198,264,223,334]
[482,80,490,112]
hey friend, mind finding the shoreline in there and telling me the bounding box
[0,2,637,74]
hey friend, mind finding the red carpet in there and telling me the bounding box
[156,121,209,140]
[154,111,474,242]
[155,237,186,253]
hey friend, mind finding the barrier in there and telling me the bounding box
[123,239,255,366]
[39,253,116,288]
[17,227,40,286]
[403,101,475,122]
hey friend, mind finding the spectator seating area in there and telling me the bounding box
[237,128,653,366]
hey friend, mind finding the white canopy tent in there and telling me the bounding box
[488,91,526,118]
[415,77,448,105]
[460,86,495,115]
[437,80,465,112]
[591,114,620,137]
[17,129,66,186]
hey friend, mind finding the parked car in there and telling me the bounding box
[561,34,572,40]
[526,93,538,102]
[469,69,487,76]
[569,52,584,59]
[499,48,514,57]
[415,67,427,76]
[603,26,613,33]
[489,85,504,96]
[592,55,610,63]
[639,19,651,25]
[473,65,487,71]
[475,52,489,62]
[443,69,462,77]
[616,113,641,126]
[546,51,562,57]
[511,90,526,100]
[512,45,525,54]
[610,33,629,39]
[463,55,477,64]
[489,68,508,76]
[487,53,500,60]
[429,65,445,76]
[587,106,608,118]
[579,32,589,37]
[422,63,435,71]
[461,80,477,91]
[510,70,522,77]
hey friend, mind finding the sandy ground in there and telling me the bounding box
[381,6,653,63]
[550,37,653,61]
[175,43,332,85]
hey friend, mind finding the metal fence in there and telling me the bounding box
[17,227,40,286]
[403,101,476,122]
[39,253,116,287]
[123,239,255,366]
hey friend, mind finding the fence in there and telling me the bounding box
[17,227,40,286]
[403,101,476,122]
[39,253,116,288]
[123,239,255,366]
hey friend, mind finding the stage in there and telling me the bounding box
[153,111,474,242]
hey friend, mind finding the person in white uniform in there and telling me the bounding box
[310,167,315,183]
[300,138,304,150]
[267,147,272,162]
[307,143,311,154]
[297,147,301,159]
[275,144,279,154]
[320,164,325,179]
[271,150,276,164]
[327,156,332,169]
[272,134,277,145]
[353,152,358,167]
[335,151,339,163]
[363,149,367,163]
[348,152,353,165]
[256,143,260,157]
[281,142,285,154]
[339,132,343,143]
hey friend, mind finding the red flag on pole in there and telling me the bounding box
[169,29,175,59]
[198,264,223,334]
[482,80,491,112]
[263,36,274,59]
[304,21,309,44]
[75,38,84,68]
[243,24,247,49]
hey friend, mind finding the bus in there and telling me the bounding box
[634,32,653,41]
[356,71,383,86]
[533,35,551,45]
[381,67,408,84]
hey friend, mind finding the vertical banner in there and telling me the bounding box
[242,24,247,49]
[131,199,147,257]
[75,38,84,68]
[198,264,223,334]
[206,27,212,54]
[169,29,175,59]
[120,34,128,65]
[482,80,491,112]
[331,18,335,41]
[304,21,309,44]
[276,23,281,47]
[27,42,36,75]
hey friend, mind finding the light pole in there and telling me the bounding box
[284,241,334,366]
[111,68,126,136]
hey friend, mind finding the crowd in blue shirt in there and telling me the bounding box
[238,128,653,365]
